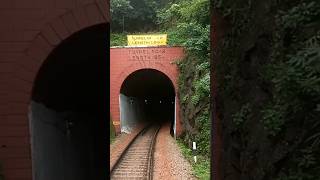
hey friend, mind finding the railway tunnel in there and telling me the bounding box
[119,69,175,135]
[110,46,184,136]
[29,24,108,180]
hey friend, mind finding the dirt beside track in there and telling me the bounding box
[153,123,197,180]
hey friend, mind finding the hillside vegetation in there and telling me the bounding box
[213,0,320,179]
[111,0,210,177]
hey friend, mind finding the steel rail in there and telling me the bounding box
[110,124,161,180]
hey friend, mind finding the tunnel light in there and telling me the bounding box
[159,100,162,104]
[65,119,74,136]
[145,99,147,104]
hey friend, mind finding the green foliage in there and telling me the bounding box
[193,157,210,180]
[214,0,320,179]
[280,1,320,29]
[177,139,210,180]
[111,0,161,32]
[177,139,193,157]
[232,103,251,128]
[110,0,134,32]
[111,0,133,17]
[157,0,210,160]
[110,117,116,144]
[262,41,320,136]
[156,3,181,28]
[261,104,285,136]
[176,53,210,160]
[271,46,320,98]
[262,0,320,138]
[157,0,210,56]
[110,33,127,46]
[276,146,320,180]
[269,2,320,178]
[191,72,210,105]
[166,22,210,57]
[111,0,211,163]
[179,0,210,25]
[157,0,209,28]
[298,147,317,169]
[128,0,159,21]
[194,109,211,156]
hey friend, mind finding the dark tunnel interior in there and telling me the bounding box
[120,69,175,134]
[30,23,108,180]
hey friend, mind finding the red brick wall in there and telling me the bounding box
[0,1,108,179]
[110,47,184,136]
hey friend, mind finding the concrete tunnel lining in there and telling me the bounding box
[29,24,108,180]
[119,69,175,135]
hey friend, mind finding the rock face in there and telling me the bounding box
[212,0,320,179]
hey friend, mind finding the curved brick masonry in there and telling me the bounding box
[0,1,109,179]
[110,46,185,136]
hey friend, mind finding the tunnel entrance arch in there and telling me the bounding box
[29,23,108,180]
[119,69,176,135]
[0,1,109,179]
[110,47,184,136]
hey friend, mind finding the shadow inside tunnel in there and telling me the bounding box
[29,23,109,180]
[119,69,176,136]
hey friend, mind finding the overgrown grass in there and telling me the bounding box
[110,119,115,144]
[177,139,210,180]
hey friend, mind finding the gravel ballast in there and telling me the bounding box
[153,123,197,179]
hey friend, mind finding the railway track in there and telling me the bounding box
[110,124,161,180]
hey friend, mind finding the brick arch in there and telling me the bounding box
[15,0,109,92]
[110,47,184,135]
[117,62,178,95]
[8,1,109,123]
[3,2,109,179]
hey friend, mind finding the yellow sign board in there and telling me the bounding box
[127,34,167,46]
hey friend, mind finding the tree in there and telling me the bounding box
[110,0,133,32]
[111,0,162,32]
